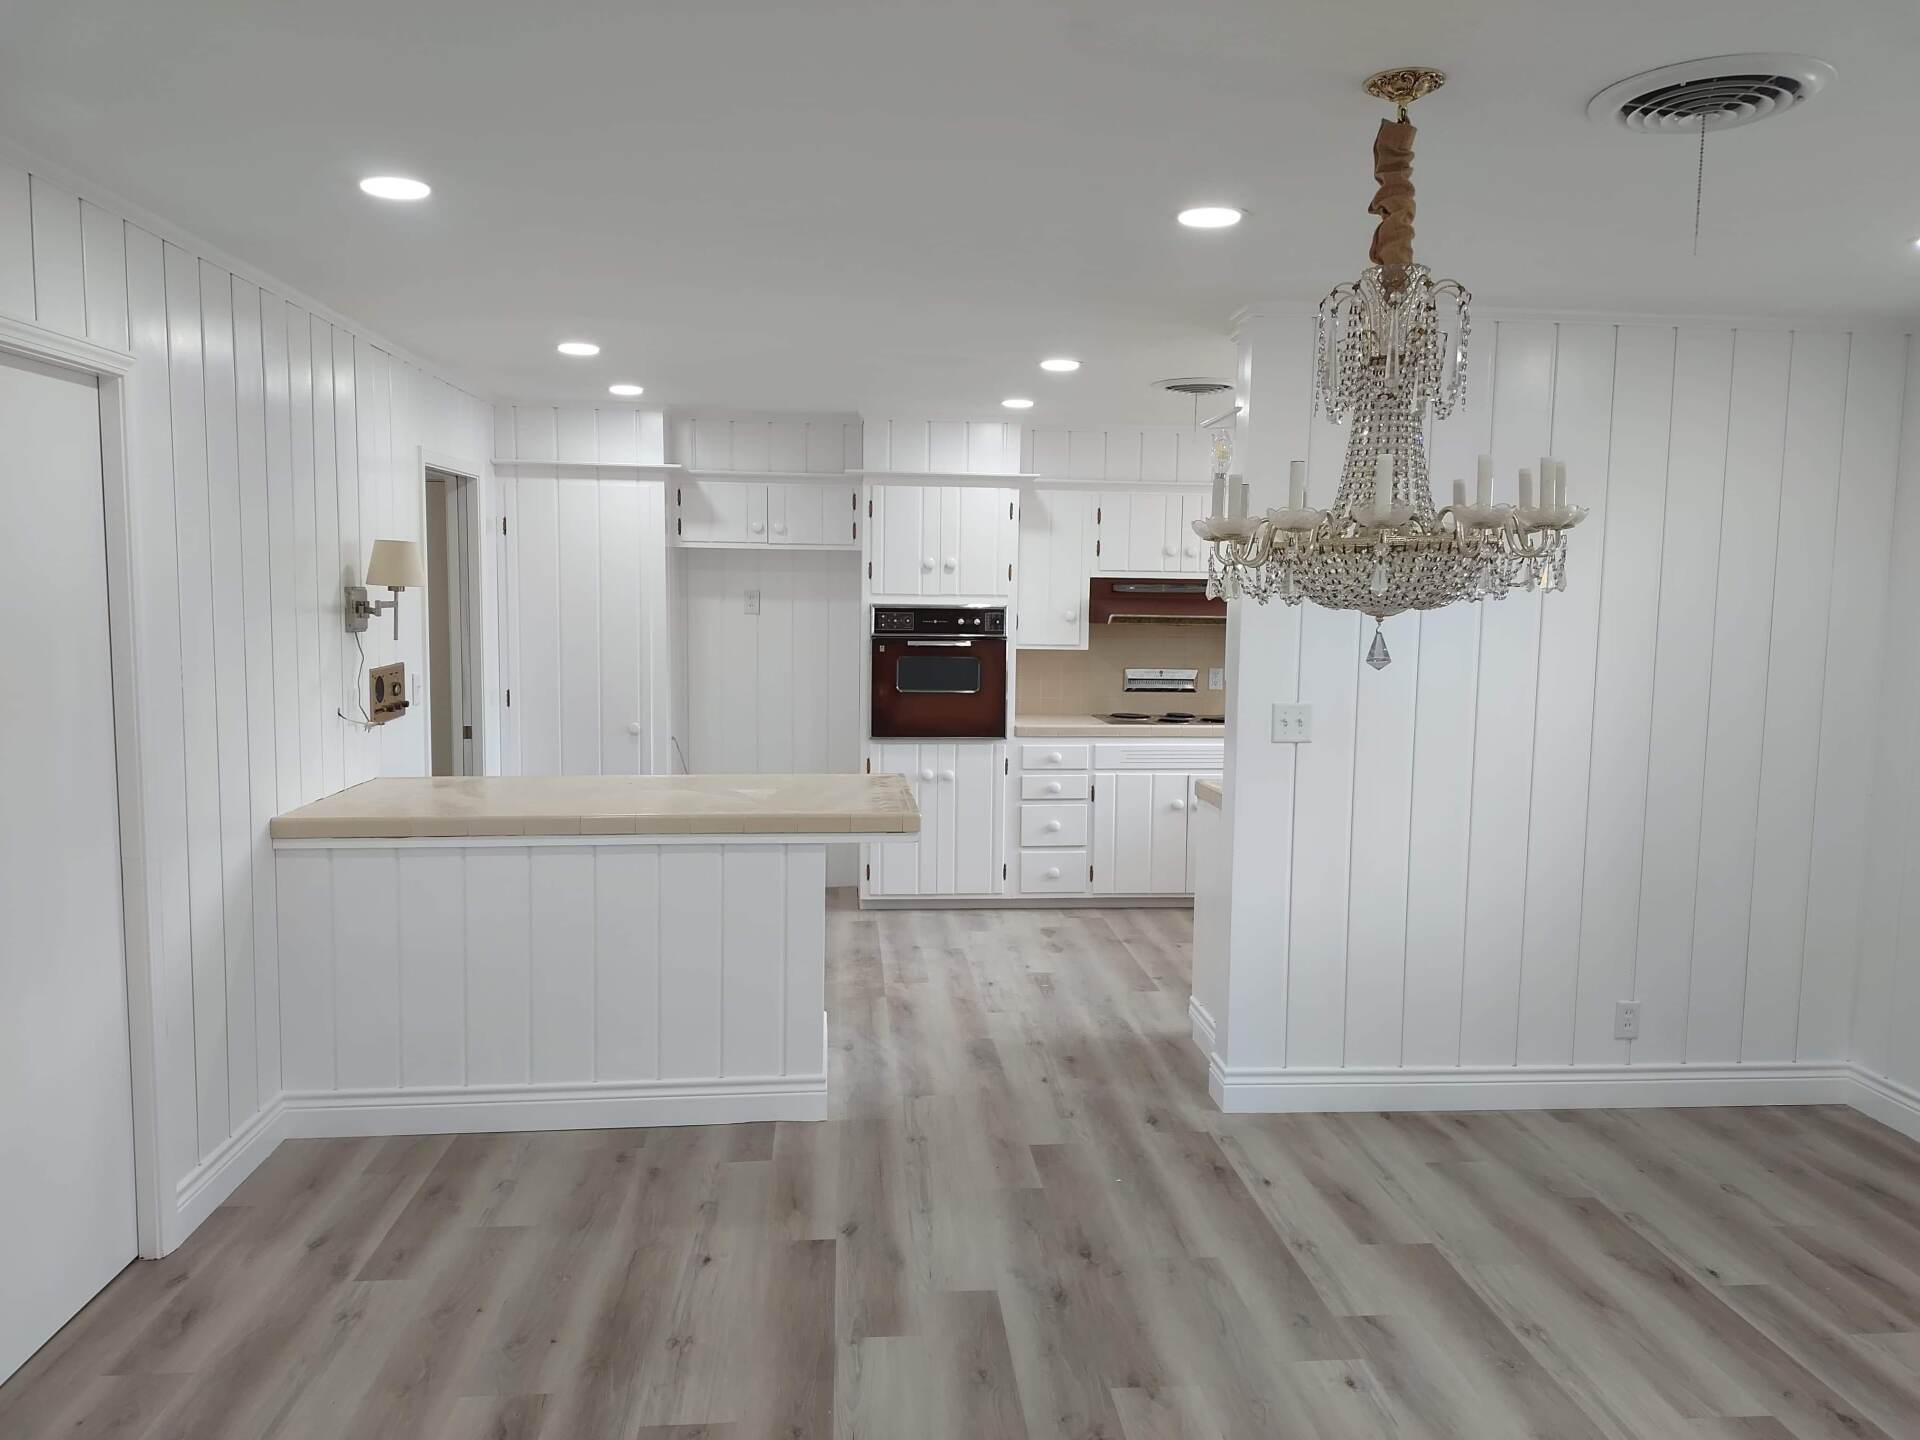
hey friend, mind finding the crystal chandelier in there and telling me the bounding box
[1197,67,1585,668]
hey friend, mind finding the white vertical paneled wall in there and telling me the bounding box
[1029,425,1216,484]
[1216,310,1909,1098]
[0,154,490,1246]
[1854,337,1920,1113]
[862,417,1020,474]
[668,411,860,474]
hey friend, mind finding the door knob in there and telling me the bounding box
[1162,545,1175,558]
[1044,820,1062,832]
[627,722,642,735]
[922,556,935,571]
[943,557,957,571]
[940,769,955,781]
[1170,799,1186,811]
[1064,607,1078,622]
[750,521,765,534]
[1045,781,1062,794]
[773,522,787,535]
[919,768,934,781]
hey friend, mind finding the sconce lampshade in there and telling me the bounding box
[365,538,426,590]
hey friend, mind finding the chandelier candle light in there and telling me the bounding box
[1195,66,1585,668]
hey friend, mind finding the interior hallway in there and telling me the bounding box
[3,900,1917,1438]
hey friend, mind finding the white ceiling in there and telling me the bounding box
[3,0,1916,424]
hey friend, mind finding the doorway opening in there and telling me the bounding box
[424,466,484,776]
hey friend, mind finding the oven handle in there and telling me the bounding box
[902,639,980,647]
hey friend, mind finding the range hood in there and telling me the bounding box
[1088,577,1226,625]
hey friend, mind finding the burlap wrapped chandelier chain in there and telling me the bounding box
[1194,67,1585,669]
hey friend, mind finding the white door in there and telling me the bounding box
[1175,492,1210,577]
[678,480,758,543]
[870,484,931,596]
[870,743,932,895]
[1016,488,1088,648]
[1092,770,1193,895]
[0,354,137,1384]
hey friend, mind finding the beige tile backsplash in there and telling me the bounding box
[1017,625,1227,716]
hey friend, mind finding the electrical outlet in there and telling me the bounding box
[1271,703,1312,743]
[744,588,761,615]
[1208,667,1225,692]
[1613,1001,1641,1041]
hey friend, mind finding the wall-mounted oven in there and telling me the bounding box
[870,605,1007,739]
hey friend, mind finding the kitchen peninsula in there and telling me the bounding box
[269,774,916,1135]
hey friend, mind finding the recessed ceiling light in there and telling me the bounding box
[1040,357,1081,372]
[1177,205,1243,229]
[1002,397,1035,410]
[608,383,644,397]
[358,176,431,201]
[557,341,600,357]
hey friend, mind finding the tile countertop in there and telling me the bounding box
[272,774,919,840]
[1012,713,1227,737]
[1194,779,1223,809]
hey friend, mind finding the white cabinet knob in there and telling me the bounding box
[1046,751,1062,763]
[1044,867,1061,880]
[773,522,787,535]
[750,521,765,534]
[1170,798,1186,811]
[1163,545,1176,558]
[627,722,642,735]
[1064,607,1078,622]
[1184,545,1197,558]
[922,556,935,571]
[943,556,958,572]
[940,769,955,782]
[1044,820,1062,833]
[1045,781,1062,794]
[919,768,935,781]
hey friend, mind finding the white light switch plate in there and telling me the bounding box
[744,588,761,615]
[1271,703,1312,743]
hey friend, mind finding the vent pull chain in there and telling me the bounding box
[1692,115,1707,256]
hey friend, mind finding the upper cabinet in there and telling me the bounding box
[1095,490,1211,578]
[675,479,859,548]
[1016,487,1092,648]
[867,483,1018,598]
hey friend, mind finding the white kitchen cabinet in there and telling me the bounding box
[1015,487,1092,647]
[866,740,1006,897]
[677,479,859,548]
[868,483,1018,598]
[1091,769,1199,895]
[1094,489,1211,578]
[1185,773,1222,892]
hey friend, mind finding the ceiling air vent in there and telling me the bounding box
[1588,54,1834,133]
[1152,377,1233,397]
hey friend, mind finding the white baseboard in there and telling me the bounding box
[1188,997,1217,1059]
[1847,1066,1920,1144]
[277,1074,829,1138]
[1208,1059,1858,1114]
[170,1099,286,1246]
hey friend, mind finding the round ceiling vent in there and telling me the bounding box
[1588,54,1834,134]
[1152,376,1234,396]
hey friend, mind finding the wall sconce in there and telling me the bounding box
[345,539,425,640]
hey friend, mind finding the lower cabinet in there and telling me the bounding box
[1091,771,1199,895]
[1008,738,1219,899]
[865,740,1006,897]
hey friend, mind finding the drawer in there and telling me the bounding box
[1020,849,1088,894]
[1021,773,1090,801]
[1021,742,1090,771]
[1021,802,1089,847]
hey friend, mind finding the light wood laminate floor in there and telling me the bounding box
[5,903,1920,1439]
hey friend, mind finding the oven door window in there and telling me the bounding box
[895,654,983,694]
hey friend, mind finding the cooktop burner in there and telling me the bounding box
[1100,712,1227,725]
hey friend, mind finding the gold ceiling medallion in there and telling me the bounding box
[1363,66,1447,119]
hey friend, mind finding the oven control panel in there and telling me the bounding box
[873,606,1006,637]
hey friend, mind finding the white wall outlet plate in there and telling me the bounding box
[744,588,761,615]
[1208,667,1225,691]
[1271,703,1311,743]
[1613,1000,1641,1041]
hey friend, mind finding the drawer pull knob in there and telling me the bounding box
[1045,820,1062,832]
[1046,781,1062,794]
[1046,751,1062,763]
[1045,867,1061,880]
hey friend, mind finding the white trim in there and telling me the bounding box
[1847,1066,1920,1145]
[859,894,1194,910]
[1188,996,1217,1059]
[172,1101,287,1238]
[0,312,135,377]
[858,469,1038,484]
[277,1074,827,1136]
[1207,1059,1857,1114]
[491,458,679,474]
[273,829,915,850]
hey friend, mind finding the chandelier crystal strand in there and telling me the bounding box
[1194,67,1583,667]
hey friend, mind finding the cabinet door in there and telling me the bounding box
[948,741,1003,894]
[870,484,931,595]
[825,483,859,546]
[1150,772,1192,893]
[1127,492,1174,573]
[679,480,754,543]
[1091,770,1154,894]
[954,487,1014,597]
[1016,488,1089,648]
[1186,773,1221,892]
[1175,492,1210,577]
[871,743,932,896]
